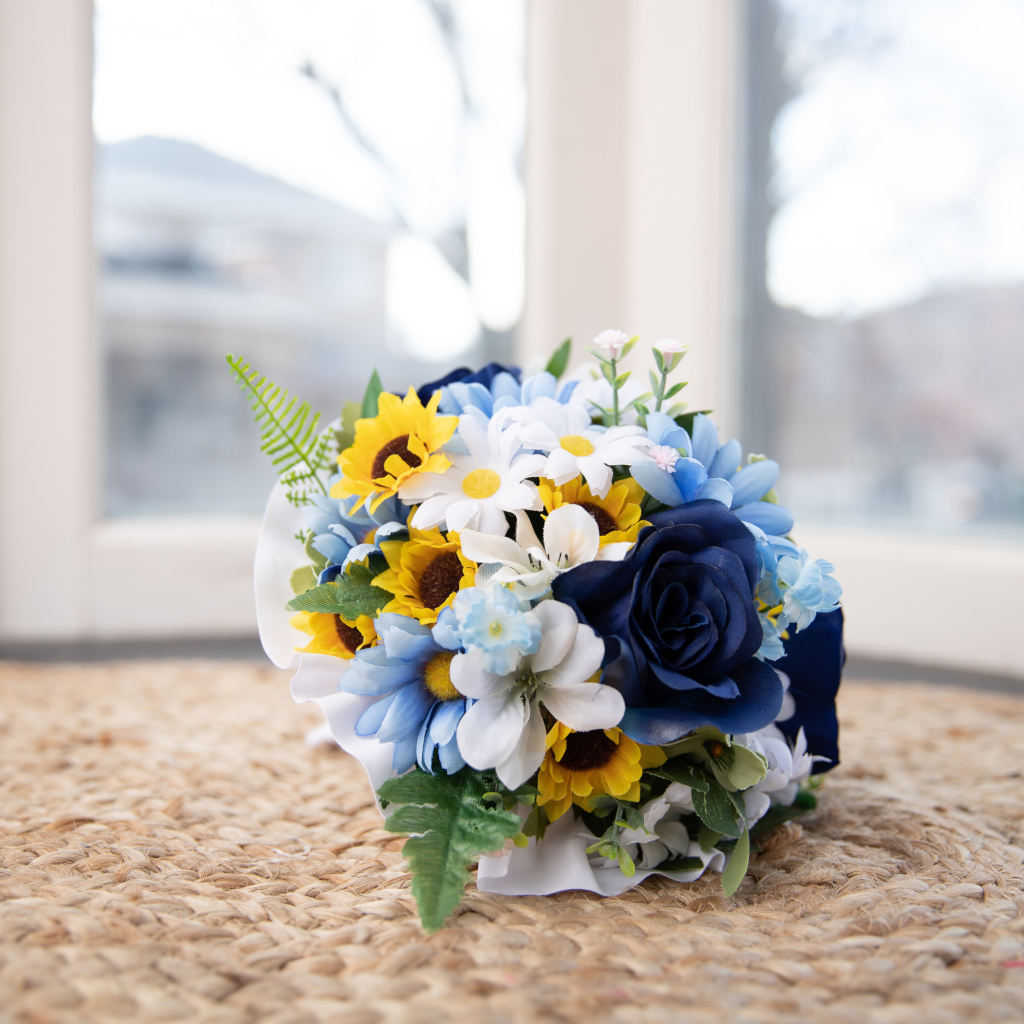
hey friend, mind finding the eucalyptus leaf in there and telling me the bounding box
[378,768,523,932]
[721,826,751,897]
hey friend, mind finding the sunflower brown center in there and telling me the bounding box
[559,730,618,771]
[333,616,364,653]
[372,434,419,480]
[577,501,617,535]
[418,551,464,609]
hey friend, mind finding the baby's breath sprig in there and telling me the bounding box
[589,329,649,426]
[651,339,689,412]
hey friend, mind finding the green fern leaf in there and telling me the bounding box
[378,768,523,932]
[226,354,332,503]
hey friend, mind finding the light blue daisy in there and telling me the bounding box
[341,613,466,774]
[303,485,407,572]
[438,370,578,418]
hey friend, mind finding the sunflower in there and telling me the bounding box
[537,723,667,821]
[333,388,458,513]
[290,611,376,659]
[538,475,647,547]
[375,527,476,625]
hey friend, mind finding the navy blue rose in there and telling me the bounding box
[415,362,521,406]
[775,607,844,773]
[552,500,783,744]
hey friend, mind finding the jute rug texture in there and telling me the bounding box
[1,661,1022,1023]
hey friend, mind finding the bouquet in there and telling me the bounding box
[231,332,844,931]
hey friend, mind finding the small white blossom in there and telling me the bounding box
[593,328,630,359]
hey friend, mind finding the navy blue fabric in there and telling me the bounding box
[553,500,783,743]
[415,362,521,405]
[775,608,845,773]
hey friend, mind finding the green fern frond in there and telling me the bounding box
[227,354,332,503]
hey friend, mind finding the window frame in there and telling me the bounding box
[1,0,1021,679]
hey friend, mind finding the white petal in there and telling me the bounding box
[536,620,605,687]
[450,649,513,699]
[476,502,513,535]
[411,493,454,529]
[400,472,451,502]
[541,681,624,731]
[529,600,581,673]
[544,448,581,484]
[456,691,528,770]
[444,498,481,533]
[595,541,635,561]
[577,456,612,498]
[513,509,543,549]
[495,701,547,788]
[543,504,600,567]
[497,481,543,513]
[460,530,530,568]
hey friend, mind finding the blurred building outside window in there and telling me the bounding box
[741,0,1024,537]
[94,0,526,517]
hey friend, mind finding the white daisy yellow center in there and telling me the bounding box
[461,468,502,499]
[560,434,595,457]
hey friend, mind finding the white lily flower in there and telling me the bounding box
[739,724,818,824]
[453,600,625,789]
[507,397,651,498]
[400,409,546,535]
[460,504,633,601]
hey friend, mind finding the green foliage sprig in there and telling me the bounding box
[227,354,333,505]
[286,562,391,619]
[378,767,525,932]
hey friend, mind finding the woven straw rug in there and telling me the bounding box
[1,661,1022,1024]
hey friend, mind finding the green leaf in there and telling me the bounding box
[335,400,361,452]
[545,338,572,379]
[378,768,523,932]
[617,846,636,877]
[650,761,710,792]
[290,565,317,596]
[698,823,723,851]
[652,348,666,374]
[361,369,384,419]
[226,354,330,503]
[664,381,687,399]
[721,826,750,897]
[614,371,631,388]
[692,780,741,838]
[286,571,390,619]
[722,744,768,790]
[648,369,661,394]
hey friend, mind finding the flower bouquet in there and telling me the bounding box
[230,332,844,931]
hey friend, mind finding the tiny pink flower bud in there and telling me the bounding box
[593,329,630,360]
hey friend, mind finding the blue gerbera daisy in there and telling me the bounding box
[340,612,467,774]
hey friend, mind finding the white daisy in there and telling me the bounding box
[399,410,546,535]
[453,599,625,789]
[508,397,651,498]
[461,504,633,602]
